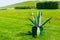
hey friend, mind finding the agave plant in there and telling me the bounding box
[28,11,51,37]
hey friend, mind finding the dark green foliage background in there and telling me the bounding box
[36,2,58,9]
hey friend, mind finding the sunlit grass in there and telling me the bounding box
[0,9,60,40]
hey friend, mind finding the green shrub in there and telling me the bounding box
[36,2,58,9]
[15,6,35,9]
[15,6,31,9]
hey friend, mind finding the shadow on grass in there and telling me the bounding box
[16,31,32,37]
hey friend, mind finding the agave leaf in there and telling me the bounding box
[28,18,34,25]
[34,17,37,26]
[37,11,42,26]
[32,13,35,21]
[41,17,52,27]
[32,13,37,26]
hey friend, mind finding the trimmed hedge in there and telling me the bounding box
[15,6,35,9]
[15,7,31,9]
[36,2,58,9]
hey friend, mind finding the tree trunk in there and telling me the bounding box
[37,27,40,36]
[32,26,37,37]
[40,26,43,35]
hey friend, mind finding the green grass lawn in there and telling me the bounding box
[0,9,60,40]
